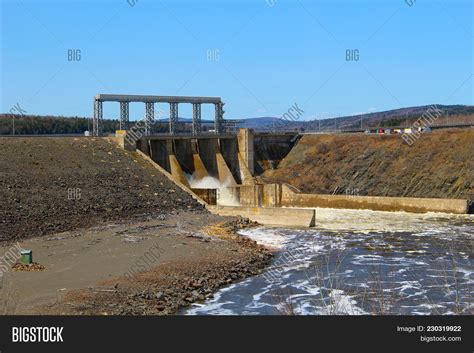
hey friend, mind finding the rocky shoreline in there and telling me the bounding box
[39,219,272,315]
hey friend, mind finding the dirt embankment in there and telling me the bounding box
[263,129,474,200]
[0,137,204,243]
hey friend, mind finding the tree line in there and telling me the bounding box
[0,114,204,135]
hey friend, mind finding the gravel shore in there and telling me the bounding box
[39,218,272,315]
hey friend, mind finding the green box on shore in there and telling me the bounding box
[20,250,32,265]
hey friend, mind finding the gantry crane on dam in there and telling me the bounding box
[92,94,229,137]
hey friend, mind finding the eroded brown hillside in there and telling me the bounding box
[263,129,474,200]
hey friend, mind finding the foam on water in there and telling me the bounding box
[309,207,473,234]
[183,209,473,315]
[237,227,297,250]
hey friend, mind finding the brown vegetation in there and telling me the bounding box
[264,129,474,200]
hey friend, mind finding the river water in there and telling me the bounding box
[184,208,473,315]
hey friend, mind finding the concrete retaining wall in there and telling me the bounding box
[281,185,470,214]
[208,205,316,227]
[263,183,282,207]
[227,183,282,207]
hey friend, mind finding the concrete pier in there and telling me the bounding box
[208,205,316,227]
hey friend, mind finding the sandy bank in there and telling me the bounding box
[1,213,272,315]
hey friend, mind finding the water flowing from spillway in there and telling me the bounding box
[183,208,473,315]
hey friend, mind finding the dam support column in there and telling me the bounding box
[238,128,254,176]
[119,102,129,130]
[214,102,224,134]
[167,139,190,187]
[145,102,154,136]
[191,139,210,180]
[192,103,202,135]
[170,102,178,135]
[215,140,237,186]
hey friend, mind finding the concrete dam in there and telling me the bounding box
[137,134,251,188]
[136,130,299,188]
[113,129,472,227]
[99,94,471,225]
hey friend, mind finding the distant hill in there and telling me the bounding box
[235,104,474,131]
[235,117,297,130]
[313,104,474,131]
[1,104,472,135]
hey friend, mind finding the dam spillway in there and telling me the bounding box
[135,131,298,187]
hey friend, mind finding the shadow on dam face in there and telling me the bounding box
[253,133,300,174]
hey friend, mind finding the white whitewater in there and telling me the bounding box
[184,208,473,315]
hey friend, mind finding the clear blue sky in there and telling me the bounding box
[1,0,472,121]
